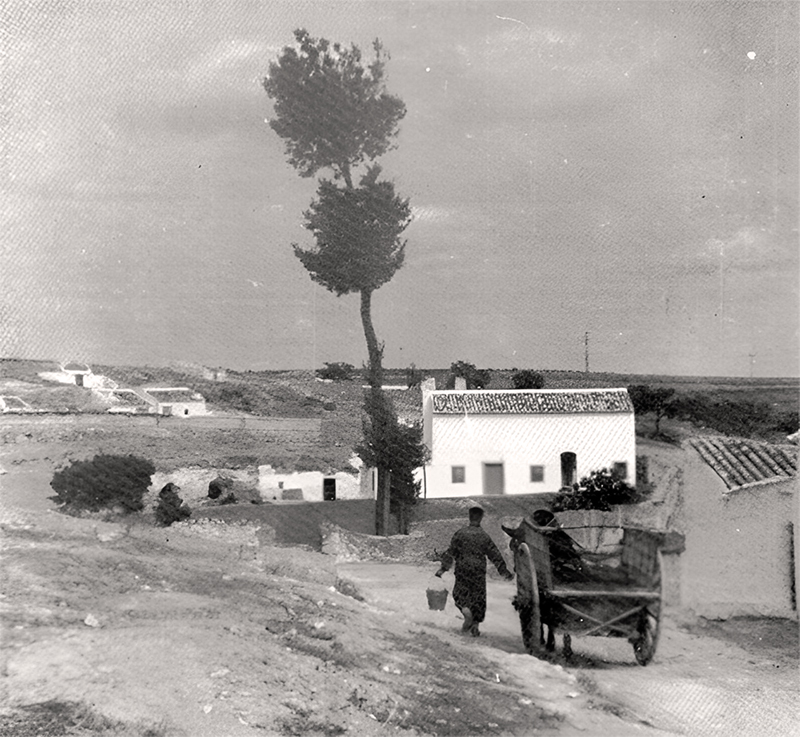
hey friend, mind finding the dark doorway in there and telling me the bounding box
[560,452,577,488]
[323,478,336,501]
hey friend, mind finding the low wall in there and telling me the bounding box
[193,498,392,548]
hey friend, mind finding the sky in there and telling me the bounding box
[2,0,798,377]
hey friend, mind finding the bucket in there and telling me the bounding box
[426,576,448,611]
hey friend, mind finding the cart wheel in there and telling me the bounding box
[515,543,542,655]
[562,634,573,661]
[633,551,663,666]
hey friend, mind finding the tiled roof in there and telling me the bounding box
[688,437,797,490]
[431,389,633,414]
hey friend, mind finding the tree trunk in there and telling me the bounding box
[360,289,383,389]
[376,468,391,537]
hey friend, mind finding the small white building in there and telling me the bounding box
[59,362,93,386]
[680,436,798,619]
[140,387,208,417]
[422,387,636,498]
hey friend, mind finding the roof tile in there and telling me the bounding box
[689,437,798,490]
[431,389,633,415]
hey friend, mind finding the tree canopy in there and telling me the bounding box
[294,166,410,296]
[264,29,406,186]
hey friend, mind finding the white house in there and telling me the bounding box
[422,387,636,498]
[139,387,208,417]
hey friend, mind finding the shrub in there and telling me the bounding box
[551,468,641,512]
[512,370,545,389]
[316,362,356,382]
[49,454,155,514]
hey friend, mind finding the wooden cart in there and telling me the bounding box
[505,517,663,665]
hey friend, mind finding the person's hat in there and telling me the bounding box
[468,505,485,517]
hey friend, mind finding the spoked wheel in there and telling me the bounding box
[633,551,663,666]
[514,543,542,655]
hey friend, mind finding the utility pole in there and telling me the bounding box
[584,332,589,373]
[748,353,756,378]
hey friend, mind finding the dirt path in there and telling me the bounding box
[341,563,799,737]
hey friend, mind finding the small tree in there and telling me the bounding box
[628,384,678,436]
[512,369,545,389]
[446,360,491,390]
[552,468,641,512]
[405,363,423,389]
[49,454,154,514]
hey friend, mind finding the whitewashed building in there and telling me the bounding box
[140,387,208,417]
[422,387,636,498]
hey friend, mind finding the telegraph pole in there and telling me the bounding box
[584,332,589,373]
[748,353,756,378]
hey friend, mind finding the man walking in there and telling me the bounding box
[435,506,513,637]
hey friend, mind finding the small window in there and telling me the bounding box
[613,462,628,479]
[184,409,189,415]
[529,465,544,483]
[451,466,466,483]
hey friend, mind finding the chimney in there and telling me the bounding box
[455,376,467,391]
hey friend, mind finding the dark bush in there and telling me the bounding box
[49,454,154,514]
[512,370,545,389]
[551,468,641,512]
[316,362,356,382]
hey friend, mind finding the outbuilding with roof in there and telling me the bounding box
[421,387,636,498]
[139,387,208,417]
[680,436,798,619]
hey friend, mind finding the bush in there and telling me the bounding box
[316,362,356,382]
[49,454,155,514]
[551,468,641,512]
[512,370,545,389]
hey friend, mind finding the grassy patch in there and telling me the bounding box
[0,700,172,737]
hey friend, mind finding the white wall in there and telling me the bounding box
[257,466,364,501]
[425,412,635,498]
[681,454,798,619]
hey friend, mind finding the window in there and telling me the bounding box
[451,466,466,483]
[613,462,628,479]
[529,465,544,483]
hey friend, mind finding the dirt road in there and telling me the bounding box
[341,563,799,737]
